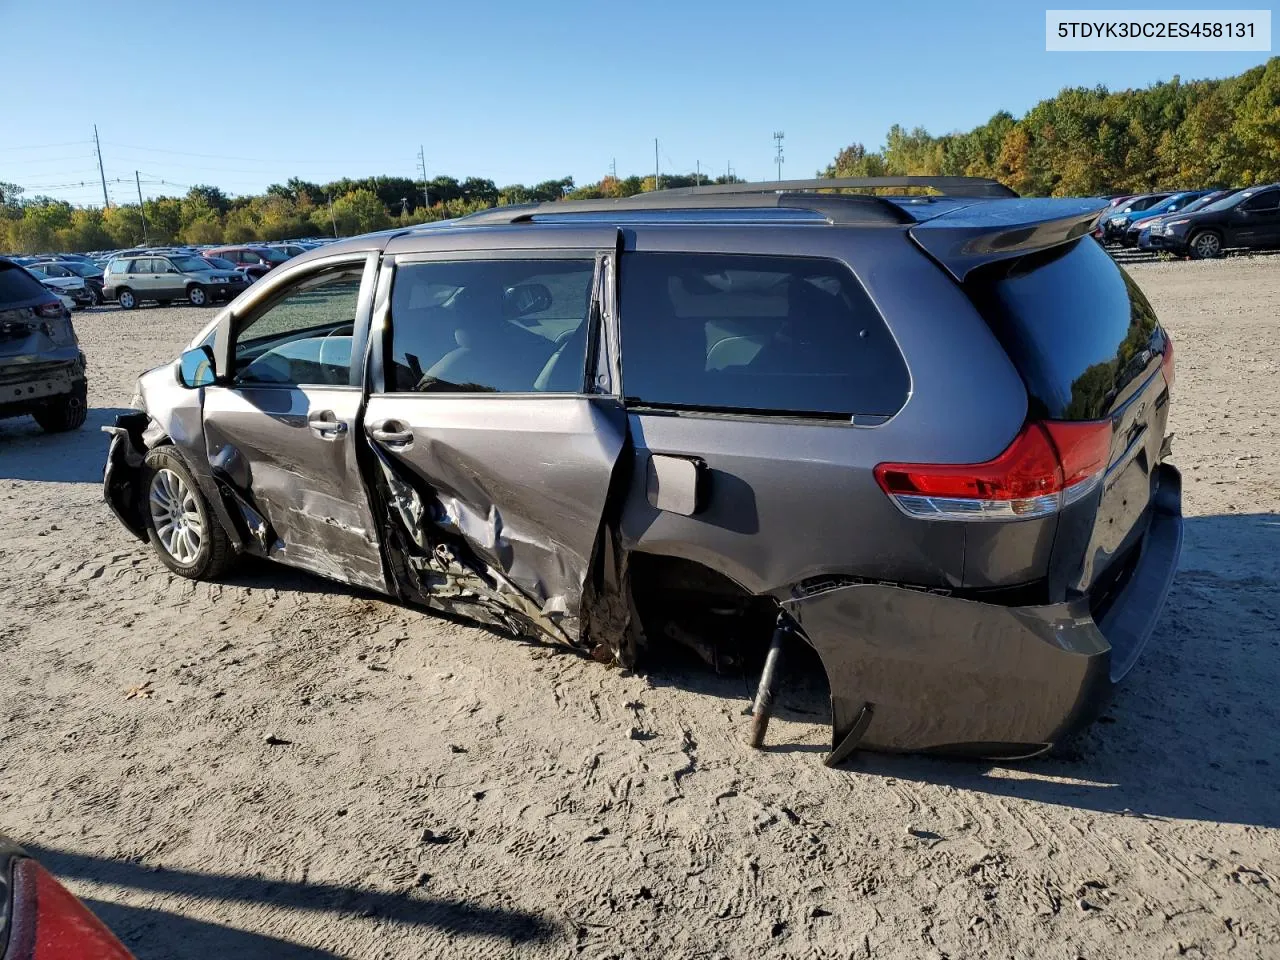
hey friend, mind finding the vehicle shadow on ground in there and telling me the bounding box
[647,512,1280,829]
[0,406,131,483]
[25,843,557,959]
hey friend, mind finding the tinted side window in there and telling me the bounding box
[1242,190,1280,213]
[618,252,909,418]
[387,259,595,394]
[967,239,1162,421]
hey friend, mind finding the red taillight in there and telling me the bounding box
[1160,336,1174,391]
[35,302,63,319]
[874,419,1113,521]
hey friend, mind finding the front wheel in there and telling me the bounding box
[1189,230,1222,259]
[32,381,87,433]
[117,288,137,310]
[141,447,235,580]
[187,285,208,307]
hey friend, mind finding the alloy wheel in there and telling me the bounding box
[149,468,204,565]
[1193,232,1221,258]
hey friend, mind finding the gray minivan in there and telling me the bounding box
[102,177,1182,765]
[103,253,248,309]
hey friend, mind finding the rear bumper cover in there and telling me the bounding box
[785,464,1183,763]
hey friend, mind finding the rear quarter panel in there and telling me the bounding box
[617,224,1030,594]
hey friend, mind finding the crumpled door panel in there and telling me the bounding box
[364,394,629,644]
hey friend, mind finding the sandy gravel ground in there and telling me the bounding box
[1,255,1278,960]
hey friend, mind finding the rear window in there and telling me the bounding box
[967,239,1162,420]
[618,252,909,418]
[0,263,50,305]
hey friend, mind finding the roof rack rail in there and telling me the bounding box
[649,176,1018,199]
[453,191,918,227]
[449,176,1017,229]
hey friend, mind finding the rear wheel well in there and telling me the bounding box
[628,553,779,672]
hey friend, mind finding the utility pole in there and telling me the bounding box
[609,157,616,179]
[696,160,701,186]
[135,171,148,243]
[654,138,660,192]
[773,131,785,182]
[328,194,339,238]
[417,145,430,210]
[93,124,110,207]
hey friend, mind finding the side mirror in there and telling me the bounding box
[177,345,217,388]
[503,282,553,319]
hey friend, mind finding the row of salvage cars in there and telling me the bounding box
[99,177,1184,768]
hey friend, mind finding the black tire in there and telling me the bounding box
[1188,229,1222,259]
[141,446,235,580]
[32,381,87,433]
[187,284,209,307]
[117,287,137,310]
[91,287,104,306]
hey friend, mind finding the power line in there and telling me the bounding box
[0,140,94,152]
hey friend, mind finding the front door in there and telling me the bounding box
[362,247,626,642]
[201,253,388,591]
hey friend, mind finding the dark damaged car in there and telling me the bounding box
[0,258,88,434]
[102,178,1183,764]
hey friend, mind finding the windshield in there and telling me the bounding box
[1142,194,1191,216]
[1199,189,1251,213]
[171,255,212,272]
[1176,192,1226,215]
[262,248,291,263]
[204,257,236,270]
[61,261,101,277]
[0,262,52,304]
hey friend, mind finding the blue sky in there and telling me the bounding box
[2,0,1273,203]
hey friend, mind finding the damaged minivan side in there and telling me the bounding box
[103,178,1183,765]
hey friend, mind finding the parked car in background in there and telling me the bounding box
[205,245,292,275]
[102,177,1182,764]
[1161,183,1280,258]
[202,254,268,283]
[1100,192,1174,242]
[0,835,135,959]
[1118,191,1213,246]
[1137,190,1236,251]
[23,263,93,309]
[103,253,249,309]
[30,258,105,305]
[266,243,311,258]
[0,257,87,433]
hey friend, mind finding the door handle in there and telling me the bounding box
[369,420,413,447]
[307,410,348,439]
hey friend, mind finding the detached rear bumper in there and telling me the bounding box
[785,464,1183,763]
[102,412,151,542]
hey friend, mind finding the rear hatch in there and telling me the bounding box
[0,262,64,365]
[963,237,1173,602]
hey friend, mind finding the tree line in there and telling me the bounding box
[2,56,1276,254]
[825,57,1280,195]
[0,170,738,253]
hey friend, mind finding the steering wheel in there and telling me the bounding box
[317,324,353,381]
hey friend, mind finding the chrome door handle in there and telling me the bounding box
[369,420,413,446]
[308,411,348,439]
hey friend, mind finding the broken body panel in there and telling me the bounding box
[103,201,1183,762]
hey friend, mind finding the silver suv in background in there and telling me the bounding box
[102,254,248,309]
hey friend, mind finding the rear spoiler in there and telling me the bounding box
[908,198,1108,282]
